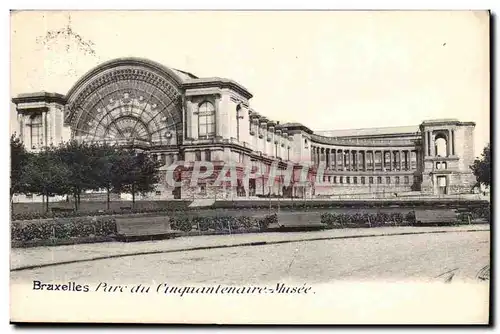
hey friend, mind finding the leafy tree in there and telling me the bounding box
[89,143,120,210]
[10,135,29,213]
[21,146,71,212]
[10,134,27,195]
[56,140,98,211]
[470,143,491,188]
[111,150,160,207]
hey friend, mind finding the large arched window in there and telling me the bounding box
[435,133,448,157]
[198,102,215,139]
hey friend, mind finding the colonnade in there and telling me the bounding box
[310,147,420,172]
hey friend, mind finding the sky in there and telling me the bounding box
[10,10,490,156]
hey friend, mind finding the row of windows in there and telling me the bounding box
[321,175,411,185]
[194,149,212,162]
[152,150,213,163]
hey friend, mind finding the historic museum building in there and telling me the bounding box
[12,57,477,201]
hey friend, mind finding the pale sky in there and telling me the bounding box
[10,10,490,156]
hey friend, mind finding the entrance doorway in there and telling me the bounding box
[437,176,447,195]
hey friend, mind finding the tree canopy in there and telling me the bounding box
[470,143,491,188]
[10,138,161,211]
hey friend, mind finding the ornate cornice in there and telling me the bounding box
[12,92,66,105]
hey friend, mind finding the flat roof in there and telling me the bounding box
[316,125,420,138]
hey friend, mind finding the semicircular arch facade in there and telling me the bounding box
[64,58,184,148]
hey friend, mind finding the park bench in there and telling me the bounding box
[266,212,326,232]
[414,209,458,226]
[51,207,74,213]
[115,215,179,242]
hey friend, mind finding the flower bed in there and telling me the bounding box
[170,214,277,233]
[320,211,416,228]
[11,217,117,246]
[11,214,279,248]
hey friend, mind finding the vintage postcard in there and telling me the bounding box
[9,10,490,324]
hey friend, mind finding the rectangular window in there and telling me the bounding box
[353,177,358,184]
[395,176,400,184]
[333,176,337,184]
[200,184,207,195]
[155,191,161,196]
[361,177,365,184]
[369,177,373,184]
[328,176,331,183]
[198,102,216,138]
[386,176,391,184]
[377,177,382,184]
[195,150,202,161]
[404,176,410,184]
[30,115,43,148]
[339,177,343,184]
[346,177,350,184]
[204,149,211,162]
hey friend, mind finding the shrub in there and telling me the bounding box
[321,211,418,228]
[170,216,192,232]
[258,213,278,229]
[11,216,117,242]
[238,216,254,229]
[404,211,416,224]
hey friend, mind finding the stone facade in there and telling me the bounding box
[11,57,477,201]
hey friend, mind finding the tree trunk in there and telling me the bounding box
[45,192,49,212]
[132,183,136,209]
[106,187,110,211]
[73,193,78,211]
[10,196,14,217]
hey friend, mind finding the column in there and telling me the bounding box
[427,131,431,156]
[399,150,403,171]
[363,151,367,171]
[46,110,51,145]
[337,150,342,171]
[451,129,455,155]
[416,149,421,171]
[41,111,46,147]
[18,114,23,142]
[345,150,351,170]
[430,132,435,157]
[326,149,330,169]
[352,150,356,171]
[389,150,393,171]
[333,149,337,170]
[422,131,427,157]
[349,150,354,171]
[23,115,30,148]
[414,150,418,171]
